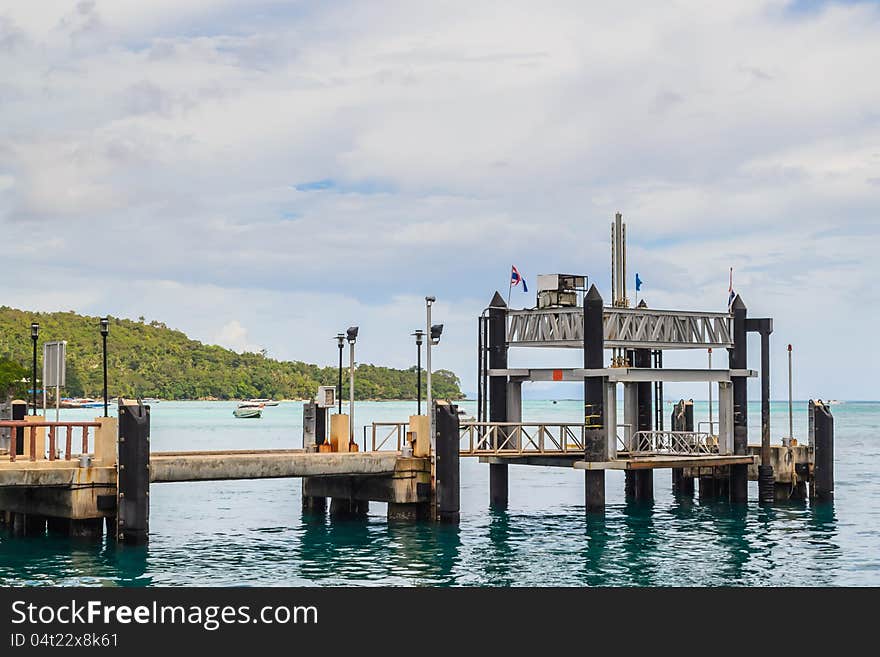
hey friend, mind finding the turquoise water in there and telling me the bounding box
[0,400,877,586]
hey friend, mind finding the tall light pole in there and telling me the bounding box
[30,323,39,415]
[425,298,435,421]
[335,333,345,414]
[412,330,424,414]
[101,317,110,417]
[347,326,358,446]
[787,343,794,445]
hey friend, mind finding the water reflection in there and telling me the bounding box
[620,501,657,586]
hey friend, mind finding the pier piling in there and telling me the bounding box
[583,285,606,513]
[117,400,150,545]
[728,295,749,504]
[488,292,509,510]
[633,347,654,501]
[436,402,461,523]
[671,400,695,496]
[811,400,834,501]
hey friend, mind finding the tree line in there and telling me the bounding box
[0,307,464,401]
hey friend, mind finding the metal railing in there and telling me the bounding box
[630,430,717,455]
[370,422,408,452]
[459,422,589,455]
[0,421,102,463]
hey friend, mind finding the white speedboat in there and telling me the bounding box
[247,398,279,407]
[234,403,264,419]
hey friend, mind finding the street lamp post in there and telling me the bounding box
[101,317,110,417]
[30,323,39,416]
[347,326,359,447]
[336,333,345,414]
[412,330,424,414]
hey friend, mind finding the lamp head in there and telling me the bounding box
[30,322,39,339]
[100,316,110,337]
[336,333,345,347]
[346,326,359,343]
[412,329,424,346]
[425,295,436,305]
[430,323,444,344]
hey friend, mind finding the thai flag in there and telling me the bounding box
[511,265,528,293]
[728,267,735,309]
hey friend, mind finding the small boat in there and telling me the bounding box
[234,403,264,419]
[247,398,279,407]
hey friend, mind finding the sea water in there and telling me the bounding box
[0,400,877,586]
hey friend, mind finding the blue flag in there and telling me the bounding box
[635,273,643,292]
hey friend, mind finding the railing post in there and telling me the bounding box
[117,400,150,545]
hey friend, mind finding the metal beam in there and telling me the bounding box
[507,306,733,350]
[487,368,756,383]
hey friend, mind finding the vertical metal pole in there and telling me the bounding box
[787,344,793,443]
[102,333,109,418]
[31,337,37,416]
[417,341,422,415]
[349,341,355,445]
[337,341,343,415]
[634,348,653,501]
[728,295,748,503]
[708,348,713,432]
[426,301,432,424]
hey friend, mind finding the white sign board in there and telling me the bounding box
[316,386,336,408]
[42,341,67,388]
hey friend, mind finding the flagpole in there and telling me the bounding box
[507,268,513,308]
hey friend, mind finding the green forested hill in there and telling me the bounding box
[0,307,464,401]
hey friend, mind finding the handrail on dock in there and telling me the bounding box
[0,420,102,463]
[371,422,408,452]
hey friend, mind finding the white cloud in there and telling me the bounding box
[0,0,878,399]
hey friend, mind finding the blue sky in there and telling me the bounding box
[1,0,878,400]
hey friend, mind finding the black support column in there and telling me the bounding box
[671,400,695,496]
[436,402,461,523]
[488,292,509,510]
[633,348,653,501]
[746,318,774,505]
[728,295,748,504]
[583,285,607,514]
[812,400,834,501]
[117,400,150,545]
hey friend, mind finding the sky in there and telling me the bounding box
[0,0,878,401]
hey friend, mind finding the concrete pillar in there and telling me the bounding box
[93,416,117,465]
[387,503,430,521]
[728,295,748,503]
[488,291,509,510]
[583,285,606,514]
[301,480,327,515]
[329,498,367,518]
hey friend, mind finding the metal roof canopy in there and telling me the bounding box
[506,306,733,350]
[488,367,757,383]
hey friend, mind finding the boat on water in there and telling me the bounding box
[234,403,264,419]
[60,398,104,409]
[247,398,279,407]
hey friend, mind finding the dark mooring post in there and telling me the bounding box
[728,295,748,504]
[633,348,654,501]
[488,292,509,510]
[812,400,834,501]
[746,318,774,504]
[117,400,150,545]
[583,285,607,513]
[436,402,461,523]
